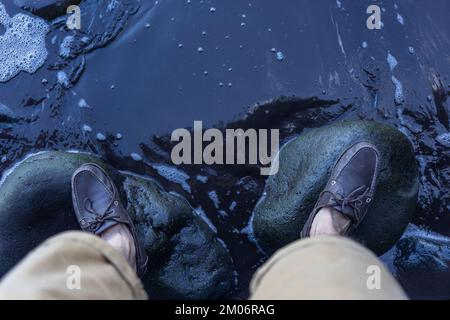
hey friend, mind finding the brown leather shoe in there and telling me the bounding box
[71,163,148,277]
[300,141,380,238]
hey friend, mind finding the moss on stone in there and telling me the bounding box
[252,120,419,256]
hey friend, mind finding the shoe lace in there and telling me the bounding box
[82,197,116,233]
[322,185,370,221]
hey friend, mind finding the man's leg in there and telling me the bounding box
[0,231,147,300]
[250,142,407,300]
[250,231,407,299]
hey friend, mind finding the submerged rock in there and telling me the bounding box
[0,151,235,299]
[13,0,81,20]
[382,224,450,299]
[252,120,419,256]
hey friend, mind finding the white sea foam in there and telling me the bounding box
[208,190,220,209]
[387,52,398,71]
[59,35,74,58]
[396,13,404,25]
[152,163,191,193]
[0,2,49,82]
[195,206,217,234]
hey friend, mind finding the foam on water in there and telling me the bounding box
[208,190,220,209]
[78,98,91,109]
[59,35,74,58]
[396,13,405,25]
[82,124,92,133]
[387,52,398,71]
[194,206,217,234]
[391,75,404,104]
[0,2,49,82]
[57,71,69,87]
[240,215,265,254]
[196,175,208,183]
[387,52,404,104]
[152,163,191,193]
[436,133,450,147]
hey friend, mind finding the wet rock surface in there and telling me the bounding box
[122,174,235,299]
[252,120,419,256]
[382,224,450,299]
[0,151,235,299]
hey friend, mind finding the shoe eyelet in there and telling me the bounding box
[331,180,336,186]
[114,200,119,206]
[366,198,371,203]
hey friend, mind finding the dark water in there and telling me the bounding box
[0,0,449,299]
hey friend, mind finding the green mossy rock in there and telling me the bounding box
[252,120,419,256]
[122,174,235,299]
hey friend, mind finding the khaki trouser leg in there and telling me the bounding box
[250,236,407,300]
[0,231,147,300]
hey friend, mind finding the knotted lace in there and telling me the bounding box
[82,197,116,233]
[321,185,370,220]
